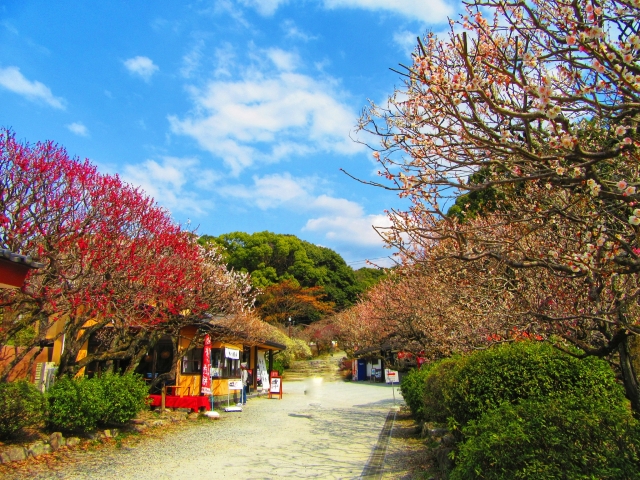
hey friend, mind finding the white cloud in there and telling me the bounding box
[393,29,420,52]
[304,212,392,247]
[310,194,363,218]
[219,172,314,209]
[282,20,317,41]
[123,56,159,81]
[323,0,454,23]
[122,156,216,215]
[170,49,363,175]
[237,0,288,16]
[266,48,299,72]
[212,43,237,78]
[220,172,390,248]
[66,122,88,136]
[0,66,65,109]
[181,41,204,79]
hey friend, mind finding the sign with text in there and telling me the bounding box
[268,376,283,399]
[228,379,243,391]
[385,369,399,384]
[225,348,240,359]
[270,377,281,393]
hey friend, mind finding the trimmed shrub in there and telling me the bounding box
[99,372,149,425]
[441,341,626,427]
[400,366,432,420]
[48,373,150,432]
[0,380,46,440]
[422,356,463,423]
[450,394,640,480]
[47,376,104,433]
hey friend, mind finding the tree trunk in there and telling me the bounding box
[618,334,640,416]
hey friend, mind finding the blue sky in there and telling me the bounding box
[0,0,459,268]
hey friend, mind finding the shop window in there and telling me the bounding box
[210,348,240,378]
[181,348,203,374]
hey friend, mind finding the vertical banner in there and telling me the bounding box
[201,334,212,395]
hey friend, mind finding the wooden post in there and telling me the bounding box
[161,384,166,412]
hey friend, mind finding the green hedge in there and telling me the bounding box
[441,341,625,427]
[98,372,150,425]
[47,376,103,432]
[47,373,148,433]
[450,394,640,480]
[0,380,46,440]
[422,356,462,424]
[400,365,432,420]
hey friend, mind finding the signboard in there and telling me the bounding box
[268,375,283,399]
[270,377,281,393]
[385,369,399,384]
[228,379,243,391]
[225,347,240,359]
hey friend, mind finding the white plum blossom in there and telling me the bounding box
[615,125,627,136]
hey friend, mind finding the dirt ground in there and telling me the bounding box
[1,386,438,480]
[381,408,439,480]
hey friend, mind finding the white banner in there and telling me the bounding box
[225,347,240,359]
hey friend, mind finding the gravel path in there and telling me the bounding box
[10,379,402,479]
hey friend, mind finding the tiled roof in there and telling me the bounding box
[0,248,45,269]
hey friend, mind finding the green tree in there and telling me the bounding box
[199,231,363,310]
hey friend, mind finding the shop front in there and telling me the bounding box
[145,324,285,411]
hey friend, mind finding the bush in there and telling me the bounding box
[0,380,46,440]
[450,394,640,480]
[47,376,104,433]
[99,372,149,425]
[47,373,149,432]
[441,341,625,427]
[422,356,463,423]
[400,364,434,421]
[273,336,312,369]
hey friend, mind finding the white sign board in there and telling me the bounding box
[270,377,281,393]
[228,379,243,391]
[385,369,399,384]
[225,348,240,359]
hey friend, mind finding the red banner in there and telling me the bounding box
[201,334,212,395]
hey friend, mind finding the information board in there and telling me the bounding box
[228,379,243,391]
[268,376,283,399]
[385,369,399,384]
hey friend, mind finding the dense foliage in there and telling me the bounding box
[442,341,625,428]
[451,395,639,479]
[0,380,46,440]
[352,0,640,414]
[47,373,149,432]
[97,372,150,425]
[256,279,335,325]
[263,326,312,368]
[201,231,385,326]
[399,364,433,421]
[0,129,254,380]
[399,342,637,477]
[47,376,104,433]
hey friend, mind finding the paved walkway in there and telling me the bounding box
[19,378,403,479]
